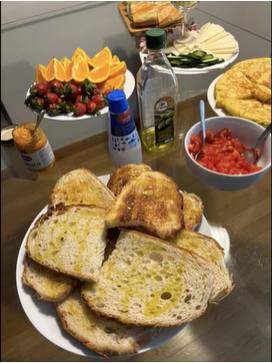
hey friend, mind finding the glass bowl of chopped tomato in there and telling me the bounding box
[184,116,271,191]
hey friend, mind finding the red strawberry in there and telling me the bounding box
[91,87,102,97]
[47,103,60,116]
[86,100,99,115]
[92,93,108,109]
[50,80,63,96]
[63,83,79,100]
[73,102,86,116]
[76,94,89,105]
[58,100,73,114]
[30,81,50,96]
[45,92,59,104]
[81,79,97,96]
[25,96,46,111]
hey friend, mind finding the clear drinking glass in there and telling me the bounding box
[170,1,199,38]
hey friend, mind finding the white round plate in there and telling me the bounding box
[16,174,228,358]
[207,74,229,117]
[25,70,135,122]
[139,49,239,75]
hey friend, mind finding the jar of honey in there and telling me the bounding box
[12,122,55,171]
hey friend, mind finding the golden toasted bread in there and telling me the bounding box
[168,229,233,303]
[50,168,115,209]
[105,171,183,239]
[181,190,204,230]
[107,164,152,197]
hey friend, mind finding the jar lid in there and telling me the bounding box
[107,89,129,114]
[1,125,18,144]
[145,28,166,50]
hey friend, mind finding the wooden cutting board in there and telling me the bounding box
[118,2,181,37]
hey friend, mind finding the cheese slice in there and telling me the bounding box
[200,24,224,42]
[202,32,234,46]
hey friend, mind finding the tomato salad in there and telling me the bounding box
[188,128,262,175]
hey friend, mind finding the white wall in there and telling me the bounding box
[1,1,271,170]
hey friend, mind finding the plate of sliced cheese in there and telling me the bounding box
[16,167,232,359]
[140,22,239,75]
[207,57,271,125]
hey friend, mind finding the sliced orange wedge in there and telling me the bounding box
[44,58,66,82]
[72,47,88,62]
[88,62,111,83]
[65,58,89,82]
[109,61,127,79]
[110,55,121,66]
[60,56,71,70]
[98,73,126,93]
[35,64,46,84]
[88,46,112,68]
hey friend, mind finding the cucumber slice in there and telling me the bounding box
[192,50,207,57]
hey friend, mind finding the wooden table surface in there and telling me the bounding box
[1,94,271,362]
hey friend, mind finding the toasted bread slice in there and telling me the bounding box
[82,229,213,327]
[26,205,108,282]
[56,288,153,359]
[105,171,183,239]
[50,168,115,209]
[181,190,204,230]
[168,229,233,303]
[107,163,152,197]
[22,255,77,302]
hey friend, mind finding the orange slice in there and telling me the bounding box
[110,55,121,66]
[35,64,46,83]
[109,61,127,79]
[88,46,112,68]
[88,62,111,83]
[60,56,71,70]
[71,47,87,62]
[98,74,126,93]
[44,58,65,82]
[65,58,89,82]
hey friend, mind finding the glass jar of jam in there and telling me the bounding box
[12,122,55,171]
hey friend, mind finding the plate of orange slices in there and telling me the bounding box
[25,47,135,121]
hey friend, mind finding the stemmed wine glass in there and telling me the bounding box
[170,1,199,38]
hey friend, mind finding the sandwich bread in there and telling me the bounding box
[50,168,115,209]
[26,205,108,282]
[181,190,204,230]
[82,229,213,327]
[22,254,77,302]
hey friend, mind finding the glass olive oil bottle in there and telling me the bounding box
[137,28,178,152]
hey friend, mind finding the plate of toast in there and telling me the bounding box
[207,57,271,125]
[16,164,233,359]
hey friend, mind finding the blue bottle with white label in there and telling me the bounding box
[107,90,142,168]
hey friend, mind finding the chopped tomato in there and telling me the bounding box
[188,128,263,175]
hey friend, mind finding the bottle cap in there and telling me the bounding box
[145,28,166,50]
[107,89,128,114]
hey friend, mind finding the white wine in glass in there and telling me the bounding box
[170,1,199,38]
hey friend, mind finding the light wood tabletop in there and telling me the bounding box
[1,94,271,362]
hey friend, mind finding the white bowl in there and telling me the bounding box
[184,116,271,191]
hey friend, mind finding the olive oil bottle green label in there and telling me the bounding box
[154,97,175,146]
